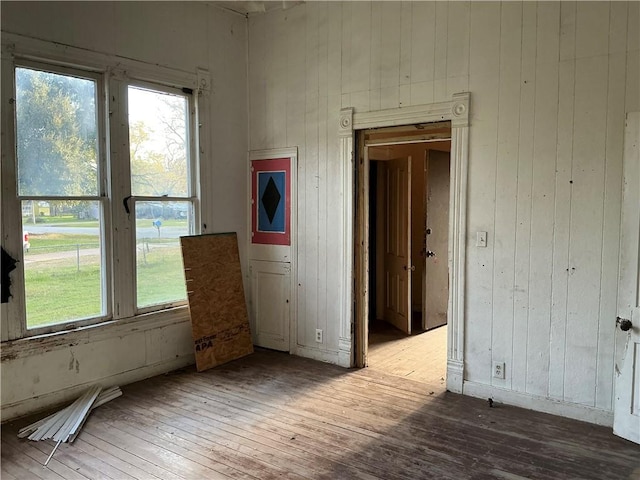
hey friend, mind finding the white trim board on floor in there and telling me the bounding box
[463,381,614,427]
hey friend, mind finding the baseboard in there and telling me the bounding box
[292,345,345,367]
[463,380,613,427]
[1,354,195,422]
[446,359,463,393]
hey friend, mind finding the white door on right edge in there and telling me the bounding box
[614,112,640,444]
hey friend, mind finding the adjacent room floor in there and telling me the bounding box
[2,334,639,479]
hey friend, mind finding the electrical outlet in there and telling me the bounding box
[315,329,323,343]
[493,361,505,379]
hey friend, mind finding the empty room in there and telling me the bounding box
[1,1,639,478]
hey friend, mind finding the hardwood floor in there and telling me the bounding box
[2,346,639,479]
[368,319,447,386]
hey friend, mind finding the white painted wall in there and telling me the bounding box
[247,1,639,416]
[0,1,248,419]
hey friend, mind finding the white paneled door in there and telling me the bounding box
[250,260,291,352]
[614,112,640,444]
[383,157,412,335]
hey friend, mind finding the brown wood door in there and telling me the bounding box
[423,150,450,331]
[383,157,412,334]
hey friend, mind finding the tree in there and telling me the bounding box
[128,90,188,198]
[15,68,98,198]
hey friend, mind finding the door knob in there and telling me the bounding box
[426,250,436,258]
[617,317,633,332]
[403,265,416,271]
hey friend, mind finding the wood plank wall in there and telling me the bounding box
[247,1,640,411]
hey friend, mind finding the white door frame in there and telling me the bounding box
[338,92,470,393]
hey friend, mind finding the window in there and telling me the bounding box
[15,65,106,330]
[128,85,194,310]
[3,58,199,337]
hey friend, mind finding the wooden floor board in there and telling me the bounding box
[105,393,331,480]
[120,387,383,480]
[3,339,639,479]
[3,433,94,480]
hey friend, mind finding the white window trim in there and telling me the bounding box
[1,34,209,342]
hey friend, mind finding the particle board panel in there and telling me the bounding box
[180,233,253,372]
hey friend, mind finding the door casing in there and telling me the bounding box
[340,93,470,394]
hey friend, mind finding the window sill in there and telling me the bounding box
[1,306,191,362]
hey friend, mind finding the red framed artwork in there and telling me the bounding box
[251,157,291,245]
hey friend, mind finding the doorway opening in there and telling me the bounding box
[354,122,452,385]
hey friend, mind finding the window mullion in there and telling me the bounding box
[1,55,27,341]
[108,76,135,319]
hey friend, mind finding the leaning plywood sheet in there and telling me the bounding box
[180,233,254,371]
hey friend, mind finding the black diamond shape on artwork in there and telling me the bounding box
[261,176,282,224]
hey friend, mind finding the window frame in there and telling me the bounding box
[13,60,112,335]
[125,80,199,315]
[0,40,202,342]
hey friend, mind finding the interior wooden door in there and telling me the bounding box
[383,157,412,334]
[423,150,450,331]
[614,112,640,444]
[250,259,290,352]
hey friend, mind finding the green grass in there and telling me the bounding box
[25,245,186,328]
[26,233,99,254]
[137,219,189,228]
[25,258,103,328]
[136,246,187,308]
[23,216,188,228]
[23,215,100,226]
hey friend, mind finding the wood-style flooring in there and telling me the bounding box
[2,332,640,479]
[368,319,447,385]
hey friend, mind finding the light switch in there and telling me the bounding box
[476,231,487,247]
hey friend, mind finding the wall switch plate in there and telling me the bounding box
[315,329,323,343]
[476,231,488,247]
[493,361,505,379]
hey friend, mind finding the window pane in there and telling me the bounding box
[128,87,189,197]
[135,201,190,308]
[22,200,103,328]
[16,68,99,196]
